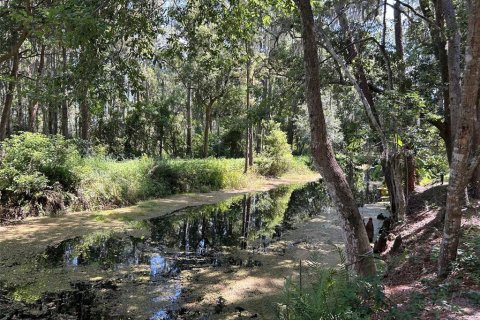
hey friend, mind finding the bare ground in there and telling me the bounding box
[378,184,480,320]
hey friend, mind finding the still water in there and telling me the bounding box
[2,181,331,319]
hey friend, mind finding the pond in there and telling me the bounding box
[1,180,341,319]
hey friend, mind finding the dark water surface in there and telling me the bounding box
[1,181,330,319]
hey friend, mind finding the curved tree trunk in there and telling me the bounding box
[295,0,375,277]
[438,0,480,277]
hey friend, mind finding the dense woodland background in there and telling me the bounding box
[1,0,480,316]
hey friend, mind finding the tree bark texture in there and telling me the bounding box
[442,0,462,146]
[420,0,452,162]
[203,101,213,158]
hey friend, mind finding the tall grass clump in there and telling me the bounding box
[149,158,249,193]
[76,157,251,209]
[75,155,161,209]
[0,132,313,219]
[279,251,384,320]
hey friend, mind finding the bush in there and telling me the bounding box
[453,230,480,284]
[255,122,294,177]
[0,133,81,211]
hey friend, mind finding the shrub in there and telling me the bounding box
[0,132,311,219]
[74,157,251,209]
[255,122,294,177]
[0,133,81,210]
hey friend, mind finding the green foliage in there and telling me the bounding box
[255,122,294,177]
[0,132,81,202]
[280,252,383,320]
[0,133,313,217]
[75,155,158,209]
[149,158,248,194]
[416,151,449,186]
[453,229,480,284]
[74,157,251,209]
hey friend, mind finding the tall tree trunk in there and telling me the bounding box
[186,84,192,157]
[28,45,45,132]
[244,127,250,173]
[295,0,375,276]
[438,0,480,277]
[0,52,20,141]
[470,72,480,198]
[287,100,296,146]
[158,124,164,158]
[442,0,462,146]
[394,0,404,62]
[244,57,252,172]
[203,102,213,158]
[16,82,25,130]
[394,3,415,196]
[247,60,253,167]
[79,87,90,140]
[256,77,268,154]
[420,0,452,162]
[383,154,406,221]
[406,147,416,194]
[61,47,69,137]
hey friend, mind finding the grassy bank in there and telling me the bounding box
[76,156,313,210]
[0,133,315,220]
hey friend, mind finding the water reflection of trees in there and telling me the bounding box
[40,181,330,269]
[148,181,329,253]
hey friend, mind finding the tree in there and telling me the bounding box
[294,0,375,277]
[438,0,480,277]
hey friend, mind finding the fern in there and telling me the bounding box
[279,248,384,320]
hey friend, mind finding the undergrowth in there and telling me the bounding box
[0,132,314,218]
[279,250,385,320]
